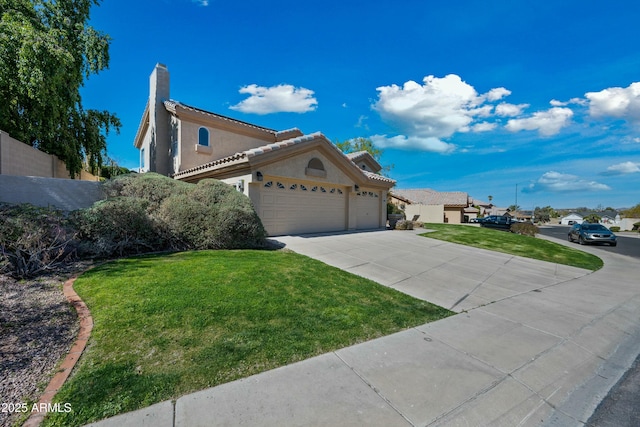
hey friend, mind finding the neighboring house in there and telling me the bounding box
[560,213,584,225]
[470,198,493,217]
[390,189,471,224]
[134,64,395,236]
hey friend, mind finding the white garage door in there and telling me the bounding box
[258,180,347,236]
[355,190,381,230]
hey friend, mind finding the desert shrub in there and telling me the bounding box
[157,179,266,249]
[510,222,539,237]
[72,197,165,258]
[609,226,620,232]
[0,203,77,278]
[103,173,191,213]
[633,222,640,232]
[394,220,414,230]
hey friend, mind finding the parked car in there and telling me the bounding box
[568,223,617,246]
[478,215,517,230]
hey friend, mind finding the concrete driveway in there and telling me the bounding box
[87,229,640,427]
[276,229,593,313]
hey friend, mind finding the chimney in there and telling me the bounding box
[149,63,171,175]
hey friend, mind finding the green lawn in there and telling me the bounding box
[45,250,451,426]
[420,223,603,271]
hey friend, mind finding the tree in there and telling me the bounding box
[533,206,556,223]
[0,0,120,177]
[507,204,520,212]
[583,213,601,223]
[623,203,640,218]
[335,137,393,175]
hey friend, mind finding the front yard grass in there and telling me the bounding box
[420,223,603,271]
[44,250,452,426]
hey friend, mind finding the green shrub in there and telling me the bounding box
[103,173,191,213]
[157,179,266,250]
[0,203,77,278]
[510,222,539,237]
[633,222,640,232]
[72,197,165,258]
[609,226,620,232]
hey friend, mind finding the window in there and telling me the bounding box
[305,157,327,178]
[198,127,209,147]
[141,148,146,170]
[308,158,325,171]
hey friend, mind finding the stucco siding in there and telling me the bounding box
[257,150,353,186]
[405,204,445,223]
[178,120,273,172]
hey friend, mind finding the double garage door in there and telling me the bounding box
[259,180,347,236]
[258,180,381,236]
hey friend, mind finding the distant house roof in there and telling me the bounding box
[470,197,493,207]
[392,189,469,207]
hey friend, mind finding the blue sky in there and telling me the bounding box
[82,0,640,210]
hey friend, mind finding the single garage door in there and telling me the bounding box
[355,190,381,230]
[258,180,347,236]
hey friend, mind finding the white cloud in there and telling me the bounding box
[192,0,209,5]
[371,74,512,151]
[586,82,640,124]
[524,171,611,193]
[495,102,529,117]
[470,122,497,132]
[602,161,640,175]
[505,107,573,136]
[485,87,511,102]
[370,134,456,153]
[230,84,317,114]
[550,98,587,107]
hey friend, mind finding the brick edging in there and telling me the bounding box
[23,277,93,427]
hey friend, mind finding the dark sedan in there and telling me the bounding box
[568,223,617,246]
[478,215,517,230]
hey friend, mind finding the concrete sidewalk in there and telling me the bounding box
[86,229,640,427]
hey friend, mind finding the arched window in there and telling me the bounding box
[307,158,325,171]
[198,127,209,147]
[305,157,327,178]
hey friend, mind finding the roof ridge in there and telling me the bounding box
[164,100,278,134]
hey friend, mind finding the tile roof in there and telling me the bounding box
[346,151,369,161]
[164,100,279,135]
[173,132,395,186]
[392,189,469,207]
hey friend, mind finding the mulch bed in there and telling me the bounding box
[0,263,89,427]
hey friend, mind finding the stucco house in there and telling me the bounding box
[390,189,472,224]
[560,213,583,225]
[134,64,395,236]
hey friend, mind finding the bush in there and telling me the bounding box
[0,203,77,278]
[609,226,620,232]
[394,220,414,230]
[633,222,640,232]
[103,173,191,213]
[157,179,266,249]
[510,222,539,237]
[72,197,165,258]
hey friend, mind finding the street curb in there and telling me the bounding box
[23,276,93,427]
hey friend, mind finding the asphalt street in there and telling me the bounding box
[537,225,640,259]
